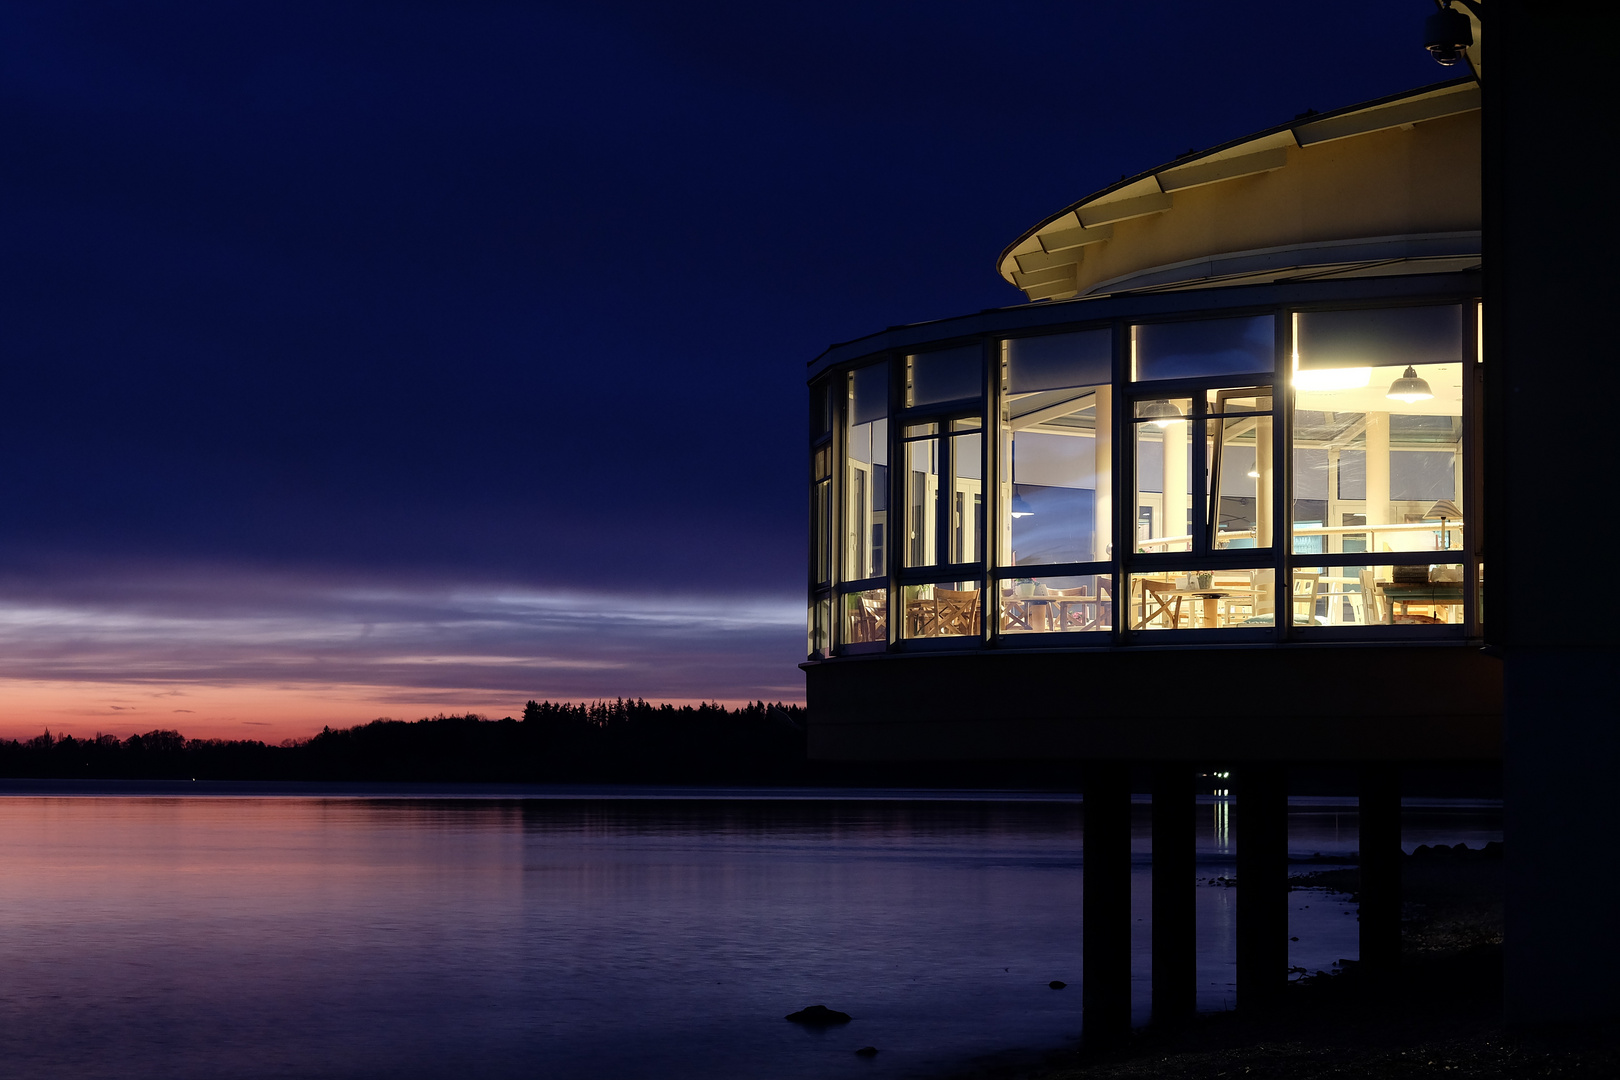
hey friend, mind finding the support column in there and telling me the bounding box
[1236,764,1289,1010]
[1094,385,1112,563]
[1083,762,1132,1047]
[1162,415,1189,544]
[1151,764,1197,1026]
[1359,763,1403,978]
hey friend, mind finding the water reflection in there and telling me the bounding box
[0,790,1501,1080]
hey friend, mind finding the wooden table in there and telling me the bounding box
[1136,583,1251,629]
[1378,581,1464,622]
[1004,592,1097,632]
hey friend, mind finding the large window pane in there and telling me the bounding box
[810,378,832,440]
[1128,569,1276,630]
[812,446,832,585]
[1292,355,1464,559]
[808,595,831,657]
[1000,331,1112,568]
[1134,316,1274,381]
[1005,331,1111,393]
[999,574,1113,635]
[842,588,887,645]
[906,345,981,408]
[1133,398,1192,553]
[950,424,983,564]
[845,364,889,580]
[1205,387,1274,551]
[904,433,938,568]
[1291,564,1464,626]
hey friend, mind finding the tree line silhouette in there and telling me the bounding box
[0,699,808,783]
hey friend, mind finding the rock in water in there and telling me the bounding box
[785,1005,852,1025]
[1049,980,1067,989]
[855,1046,878,1057]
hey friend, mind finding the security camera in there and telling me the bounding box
[1425,2,1474,66]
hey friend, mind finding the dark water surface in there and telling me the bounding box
[0,786,1501,1079]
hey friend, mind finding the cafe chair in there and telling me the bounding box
[1136,579,1182,630]
[932,587,981,636]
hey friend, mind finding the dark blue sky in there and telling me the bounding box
[0,2,1445,735]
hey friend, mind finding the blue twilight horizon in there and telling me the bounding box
[0,2,1444,740]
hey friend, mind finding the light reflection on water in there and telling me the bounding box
[0,789,1500,1080]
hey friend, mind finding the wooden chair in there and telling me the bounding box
[847,594,887,643]
[1213,571,1257,625]
[1000,589,1035,632]
[931,587,981,636]
[1136,579,1182,629]
[1089,579,1115,631]
[1045,587,1088,631]
[1358,568,1388,625]
[1290,571,1322,626]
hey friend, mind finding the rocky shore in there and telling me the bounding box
[941,844,1618,1080]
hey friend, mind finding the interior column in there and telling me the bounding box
[1093,385,1112,563]
[1162,418,1188,545]
[1255,414,1275,618]
[1151,764,1197,1025]
[1365,410,1391,530]
[1083,762,1132,1047]
[1236,763,1289,1010]
[1359,763,1403,979]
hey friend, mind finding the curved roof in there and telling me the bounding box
[998,78,1481,302]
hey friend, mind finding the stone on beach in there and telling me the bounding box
[785,1005,852,1025]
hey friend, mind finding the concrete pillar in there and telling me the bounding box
[1151,764,1197,1026]
[1236,764,1289,1010]
[1094,385,1112,563]
[1365,411,1390,529]
[1082,762,1132,1046]
[1254,415,1275,616]
[1493,4,1620,1022]
[1254,415,1274,548]
[1358,764,1403,978]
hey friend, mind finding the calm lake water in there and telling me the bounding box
[0,785,1502,1080]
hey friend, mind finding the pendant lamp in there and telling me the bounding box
[1142,400,1185,427]
[1385,366,1434,403]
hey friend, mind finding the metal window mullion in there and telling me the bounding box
[983,336,999,645]
[1191,388,1210,557]
[1463,304,1481,637]
[1276,309,1294,642]
[886,356,903,648]
[1112,319,1131,645]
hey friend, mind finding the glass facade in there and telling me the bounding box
[808,301,1481,656]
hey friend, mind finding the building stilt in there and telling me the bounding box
[1151,763,1197,1025]
[1359,763,1403,977]
[1236,763,1289,1009]
[1082,762,1132,1046]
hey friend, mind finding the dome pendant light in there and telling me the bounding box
[1142,400,1185,427]
[1010,493,1035,519]
[1385,366,1434,403]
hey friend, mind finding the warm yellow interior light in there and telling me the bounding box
[1294,367,1372,391]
